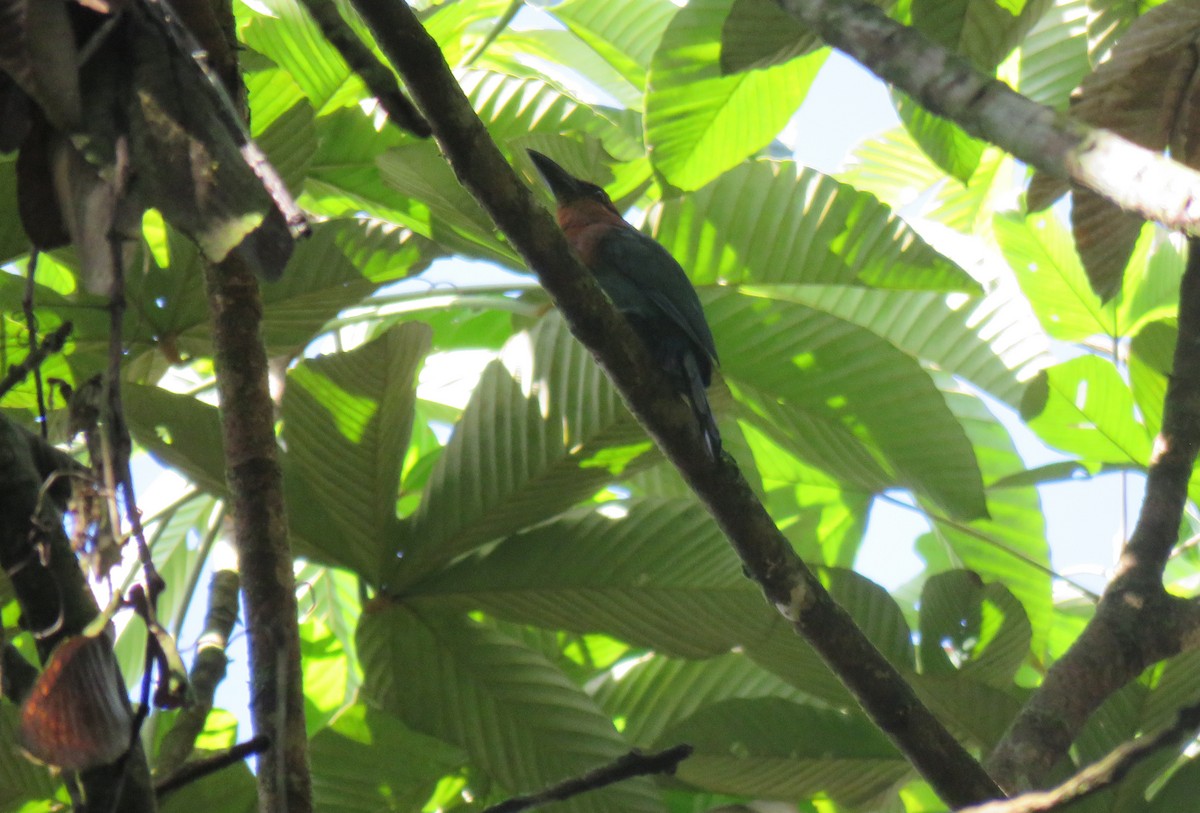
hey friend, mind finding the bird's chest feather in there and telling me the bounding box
[558,204,630,270]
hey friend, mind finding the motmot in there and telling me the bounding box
[528,150,721,459]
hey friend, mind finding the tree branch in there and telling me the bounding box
[196,1,311,807]
[156,567,241,776]
[203,253,310,813]
[481,745,694,813]
[155,735,271,799]
[964,703,1200,813]
[293,0,431,137]
[774,0,1200,233]
[987,240,1200,789]
[343,0,1003,806]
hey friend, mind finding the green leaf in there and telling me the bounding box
[917,570,1030,685]
[661,697,910,807]
[1024,355,1152,466]
[921,385,1052,657]
[160,763,256,813]
[1146,758,1200,813]
[549,0,679,92]
[0,705,60,810]
[709,290,988,520]
[309,705,466,813]
[123,385,228,496]
[996,211,1118,341]
[893,92,986,183]
[377,142,517,264]
[719,0,814,73]
[652,160,979,291]
[1130,319,1173,440]
[912,0,1051,70]
[840,128,1010,234]
[751,283,1044,407]
[406,498,775,658]
[645,0,824,190]
[358,607,665,813]
[241,0,365,114]
[390,313,654,585]
[304,109,411,222]
[594,653,812,746]
[1018,0,1090,110]
[254,100,317,195]
[282,322,431,580]
[908,673,1024,748]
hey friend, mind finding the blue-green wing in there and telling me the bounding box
[592,228,718,363]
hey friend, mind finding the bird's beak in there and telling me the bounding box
[527,150,586,204]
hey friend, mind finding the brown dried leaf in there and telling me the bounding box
[19,634,132,771]
[1028,1,1200,299]
[1072,184,1145,302]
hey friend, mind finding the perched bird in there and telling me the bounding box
[528,150,721,459]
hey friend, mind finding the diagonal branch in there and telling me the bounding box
[343,0,1003,806]
[986,240,1200,789]
[965,703,1200,813]
[774,0,1200,234]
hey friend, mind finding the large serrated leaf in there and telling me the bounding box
[651,160,978,291]
[1024,355,1151,466]
[241,0,365,114]
[357,607,665,813]
[309,705,466,813]
[124,385,229,497]
[918,570,1030,686]
[752,284,1046,407]
[920,385,1052,656]
[645,0,823,190]
[390,313,654,584]
[1018,0,1090,111]
[893,91,986,183]
[282,323,431,580]
[995,212,1117,341]
[594,653,813,746]
[719,0,815,73]
[661,697,910,807]
[131,218,433,362]
[912,0,1052,70]
[549,0,678,92]
[708,290,988,520]
[405,498,775,658]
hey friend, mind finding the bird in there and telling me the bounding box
[527,149,721,459]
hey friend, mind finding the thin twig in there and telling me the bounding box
[962,703,1200,813]
[155,735,272,798]
[877,493,1102,602]
[0,320,74,401]
[481,745,694,813]
[461,0,522,66]
[22,250,48,437]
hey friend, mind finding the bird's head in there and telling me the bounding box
[527,150,621,218]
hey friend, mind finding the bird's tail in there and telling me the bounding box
[683,354,721,460]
